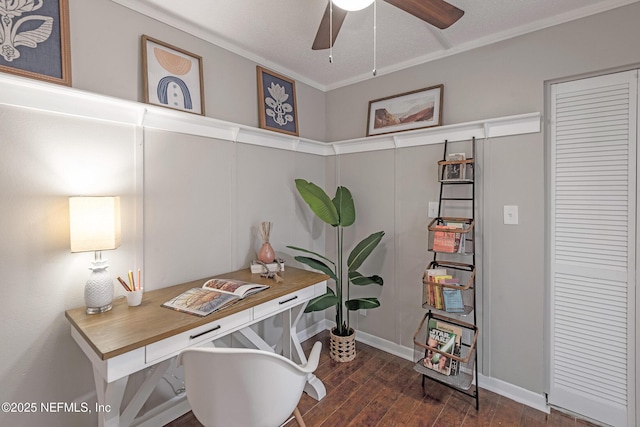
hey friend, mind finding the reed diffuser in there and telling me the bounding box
[257,221,276,263]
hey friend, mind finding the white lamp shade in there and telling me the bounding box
[69,196,121,252]
[333,0,374,11]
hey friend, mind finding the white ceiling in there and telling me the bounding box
[113,0,639,91]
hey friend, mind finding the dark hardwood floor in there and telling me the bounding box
[166,330,600,427]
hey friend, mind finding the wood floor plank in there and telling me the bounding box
[321,377,385,427]
[489,398,525,426]
[165,330,599,427]
[433,391,471,426]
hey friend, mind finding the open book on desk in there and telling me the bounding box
[161,279,270,317]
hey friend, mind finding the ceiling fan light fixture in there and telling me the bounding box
[332,0,374,12]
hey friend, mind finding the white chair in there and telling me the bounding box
[178,341,322,427]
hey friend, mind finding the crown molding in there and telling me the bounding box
[110,0,327,92]
[0,74,540,156]
[111,0,639,92]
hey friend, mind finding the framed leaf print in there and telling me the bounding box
[257,66,298,136]
[142,35,205,115]
[0,0,72,86]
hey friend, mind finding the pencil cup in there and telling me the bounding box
[126,288,143,307]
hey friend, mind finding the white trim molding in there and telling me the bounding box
[0,74,540,157]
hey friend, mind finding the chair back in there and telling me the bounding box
[179,343,321,427]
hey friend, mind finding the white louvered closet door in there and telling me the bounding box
[549,70,637,427]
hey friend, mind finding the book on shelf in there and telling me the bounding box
[432,275,452,309]
[425,267,446,308]
[444,220,467,254]
[421,318,457,376]
[162,278,269,317]
[443,287,465,313]
[425,266,466,311]
[438,276,464,313]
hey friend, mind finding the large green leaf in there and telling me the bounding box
[293,256,337,281]
[347,231,385,272]
[304,288,339,312]
[332,186,355,227]
[349,271,384,286]
[345,297,381,310]
[295,179,339,226]
[286,245,335,267]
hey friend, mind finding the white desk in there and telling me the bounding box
[65,267,328,427]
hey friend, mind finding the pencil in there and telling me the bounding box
[117,276,131,292]
[137,268,141,291]
[128,270,134,291]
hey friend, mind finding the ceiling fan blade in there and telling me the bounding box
[384,0,464,29]
[312,2,349,50]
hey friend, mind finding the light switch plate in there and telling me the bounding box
[428,202,439,218]
[504,205,519,225]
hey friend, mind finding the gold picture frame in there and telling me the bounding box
[256,66,299,136]
[141,35,205,115]
[0,0,71,86]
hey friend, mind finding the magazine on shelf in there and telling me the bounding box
[162,278,269,317]
[422,318,457,376]
[432,225,459,253]
[445,220,467,254]
[436,320,463,375]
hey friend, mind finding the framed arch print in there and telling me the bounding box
[0,0,71,86]
[142,35,205,115]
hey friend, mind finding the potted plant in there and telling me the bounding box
[287,179,384,362]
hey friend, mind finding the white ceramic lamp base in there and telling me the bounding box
[85,259,114,314]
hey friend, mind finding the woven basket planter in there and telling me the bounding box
[329,327,356,362]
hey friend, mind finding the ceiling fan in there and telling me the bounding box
[312,0,464,50]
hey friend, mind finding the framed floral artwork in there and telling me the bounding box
[257,66,298,136]
[366,84,443,136]
[0,0,71,86]
[142,35,205,115]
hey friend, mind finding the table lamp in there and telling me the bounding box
[69,196,121,314]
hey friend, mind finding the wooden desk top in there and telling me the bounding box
[65,266,328,360]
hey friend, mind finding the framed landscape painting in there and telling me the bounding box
[257,66,298,136]
[0,0,71,86]
[142,35,205,115]
[367,85,443,136]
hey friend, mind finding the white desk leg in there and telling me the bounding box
[94,367,127,427]
[234,327,272,351]
[237,303,326,401]
[120,359,172,426]
[287,302,326,401]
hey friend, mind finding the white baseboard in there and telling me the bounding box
[476,375,548,413]
[296,319,332,343]
[309,320,549,415]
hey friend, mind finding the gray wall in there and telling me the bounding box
[2,1,640,425]
[326,2,640,395]
[69,0,328,141]
[0,107,327,427]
